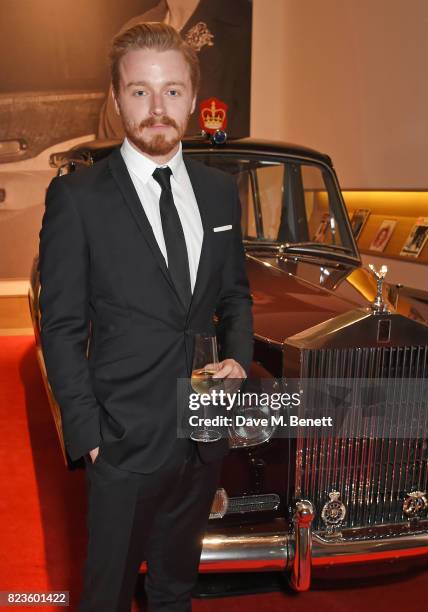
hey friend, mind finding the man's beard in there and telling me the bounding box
[121,114,188,156]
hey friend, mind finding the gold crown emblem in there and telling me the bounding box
[201,100,226,130]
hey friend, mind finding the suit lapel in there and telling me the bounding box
[108,147,181,303]
[108,148,215,320]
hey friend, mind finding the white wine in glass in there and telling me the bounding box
[190,367,218,394]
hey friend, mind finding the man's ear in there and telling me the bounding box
[112,87,121,116]
[190,94,197,115]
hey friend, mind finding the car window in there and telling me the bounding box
[255,164,284,240]
[191,153,353,251]
[301,163,345,247]
[234,164,284,240]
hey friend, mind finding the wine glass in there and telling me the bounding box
[190,334,222,442]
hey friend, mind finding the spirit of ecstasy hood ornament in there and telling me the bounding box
[368,264,390,314]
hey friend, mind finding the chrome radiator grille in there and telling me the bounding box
[295,345,428,531]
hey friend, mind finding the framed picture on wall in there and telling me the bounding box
[369,219,397,252]
[350,209,370,239]
[400,218,428,258]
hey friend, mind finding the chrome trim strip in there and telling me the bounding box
[253,332,283,348]
[311,530,428,564]
[183,146,331,168]
[201,521,288,568]
[199,519,428,570]
[226,494,281,514]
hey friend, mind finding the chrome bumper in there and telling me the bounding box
[200,507,428,591]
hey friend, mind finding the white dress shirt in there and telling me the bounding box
[120,137,203,293]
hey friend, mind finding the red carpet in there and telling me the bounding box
[0,335,427,610]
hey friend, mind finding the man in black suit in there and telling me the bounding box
[38,22,253,612]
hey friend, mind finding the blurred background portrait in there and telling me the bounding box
[400,218,428,258]
[369,219,397,252]
[0,0,252,279]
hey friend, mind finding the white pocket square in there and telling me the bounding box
[213,224,232,232]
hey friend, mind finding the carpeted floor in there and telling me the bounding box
[0,335,427,611]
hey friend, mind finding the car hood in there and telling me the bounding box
[245,252,406,344]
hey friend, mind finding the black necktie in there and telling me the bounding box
[152,167,192,309]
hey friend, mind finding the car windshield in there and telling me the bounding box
[190,153,356,256]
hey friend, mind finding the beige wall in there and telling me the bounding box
[251,0,428,189]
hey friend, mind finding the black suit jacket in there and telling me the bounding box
[38,147,253,473]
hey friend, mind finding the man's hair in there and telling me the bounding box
[110,22,200,95]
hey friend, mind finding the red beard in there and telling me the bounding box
[122,114,188,156]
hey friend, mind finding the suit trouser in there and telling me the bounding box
[78,439,222,612]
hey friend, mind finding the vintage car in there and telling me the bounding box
[28,135,428,592]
